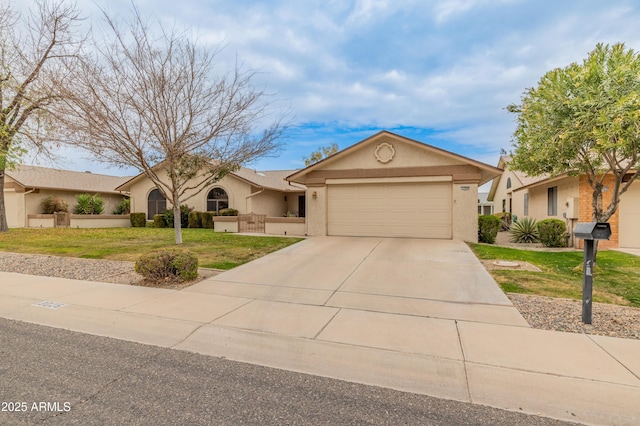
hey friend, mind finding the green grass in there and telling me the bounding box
[469,243,640,307]
[0,228,303,270]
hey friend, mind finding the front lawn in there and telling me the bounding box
[0,228,303,270]
[469,243,640,307]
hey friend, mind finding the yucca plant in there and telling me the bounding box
[509,216,539,243]
[74,193,104,215]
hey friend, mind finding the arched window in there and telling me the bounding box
[147,189,166,220]
[207,187,229,214]
[506,177,512,189]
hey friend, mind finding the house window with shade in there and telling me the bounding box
[547,186,558,216]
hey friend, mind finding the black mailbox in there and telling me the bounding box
[573,222,611,240]
[573,221,612,325]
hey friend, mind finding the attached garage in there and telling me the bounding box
[619,182,640,248]
[286,131,502,242]
[327,181,452,238]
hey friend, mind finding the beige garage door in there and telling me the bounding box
[619,182,640,248]
[327,182,452,238]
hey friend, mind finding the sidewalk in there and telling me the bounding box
[1,270,639,425]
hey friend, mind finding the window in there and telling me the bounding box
[147,189,166,220]
[207,187,229,214]
[524,193,529,216]
[506,177,512,189]
[502,199,506,213]
[547,186,558,216]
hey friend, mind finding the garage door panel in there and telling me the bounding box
[328,182,452,239]
[619,183,640,248]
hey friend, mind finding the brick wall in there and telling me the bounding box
[578,175,619,249]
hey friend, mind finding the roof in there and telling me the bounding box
[287,130,503,186]
[487,156,549,200]
[232,168,306,192]
[478,192,492,204]
[115,163,306,193]
[5,165,132,194]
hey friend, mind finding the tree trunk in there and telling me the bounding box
[173,203,183,244]
[0,170,8,232]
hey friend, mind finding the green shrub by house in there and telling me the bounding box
[201,212,215,229]
[188,211,202,228]
[42,196,68,214]
[478,215,500,244]
[154,214,167,228]
[219,208,238,216]
[510,216,539,243]
[163,204,193,227]
[130,212,146,227]
[537,219,568,247]
[74,193,104,215]
[135,248,199,282]
[113,198,131,215]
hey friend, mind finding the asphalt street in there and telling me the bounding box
[0,318,577,425]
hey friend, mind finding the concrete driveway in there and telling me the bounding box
[184,237,528,329]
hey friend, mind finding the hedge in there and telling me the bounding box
[478,215,501,244]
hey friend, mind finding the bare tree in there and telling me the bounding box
[62,6,285,244]
[0,0,83,232]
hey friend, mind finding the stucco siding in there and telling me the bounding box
[526,177,579,221]
[5,191,22,227]
[322,136,467,171]
[247,189,288,217]
[453,183,478,242]
[25,190,125,218]
[127,170,252,216]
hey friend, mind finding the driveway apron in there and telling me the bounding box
[184,236,529,331]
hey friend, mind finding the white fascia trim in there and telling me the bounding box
[325,176,452,185]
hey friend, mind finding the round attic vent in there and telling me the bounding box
[375,142,395,163]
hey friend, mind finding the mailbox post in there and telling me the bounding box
[572,222,612,324]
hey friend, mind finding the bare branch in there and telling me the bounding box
[60,5,287,243]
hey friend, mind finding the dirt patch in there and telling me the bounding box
[480,259,541,272]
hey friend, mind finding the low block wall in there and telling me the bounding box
[28,214,131,228]
[212,216,239,233]
[265,217,306,236]
[70,215,131,228]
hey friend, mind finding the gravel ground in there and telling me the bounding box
[490,231,640,340]
[1,249,638,340]
[0,252,219,290]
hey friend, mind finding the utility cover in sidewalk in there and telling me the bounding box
[32,301,66,310]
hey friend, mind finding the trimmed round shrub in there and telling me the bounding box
[201,212,215,229]
[188,211,202,228]
[154,214,167,228]
[537,219,568,247]
[42,196,68,214]
[135,248,199,282]
[130,212,146,227]
[509,217,539,243]
[219,208,238,216]
[478,215,500,244]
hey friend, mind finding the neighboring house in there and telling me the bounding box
[3,165,131,228]
[488,156,640,249]
[116,165,307,233]
[477,192,494,215]
[287,131,501,241]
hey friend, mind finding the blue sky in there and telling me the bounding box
[25,0,640,180]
